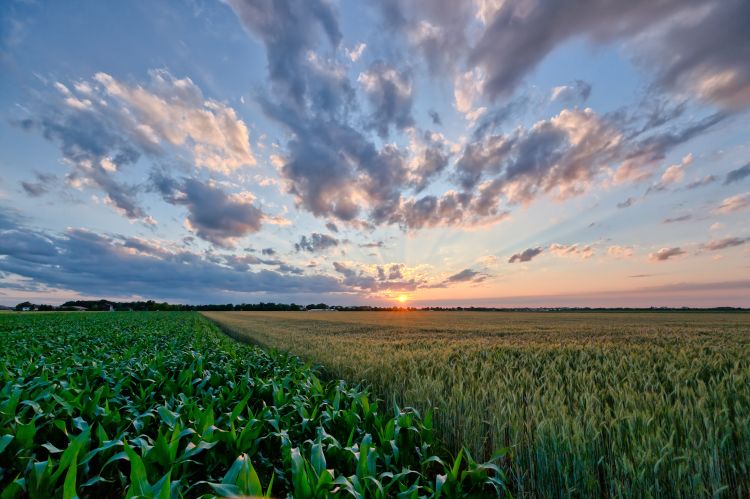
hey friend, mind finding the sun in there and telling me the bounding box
[397,294,408,303]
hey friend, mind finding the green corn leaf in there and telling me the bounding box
[123,442,151,498]
[62,454,78,499]
[291,447,313,498]
[311,442,327,477]
[0,434,15,454]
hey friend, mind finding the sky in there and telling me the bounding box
[0,0,749,307]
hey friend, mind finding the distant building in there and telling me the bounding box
[69,306,88,311]
[21,307,31,312]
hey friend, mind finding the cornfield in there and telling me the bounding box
[0,312,506,497]
[204,311,750,498]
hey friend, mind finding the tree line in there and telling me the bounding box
[10,300,747,312]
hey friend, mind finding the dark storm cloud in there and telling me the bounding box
[20,173,57,197]
[294,233,340,253]
[151,173,264,248]
[0,217,344,301]
[359,61,414,138]
[702,237,748,251]
[724,163,750,185]
[508,247,543,263]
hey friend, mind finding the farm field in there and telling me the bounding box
[0,312,505,498]
[204,311,750,498]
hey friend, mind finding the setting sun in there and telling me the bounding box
[398,294,409,303]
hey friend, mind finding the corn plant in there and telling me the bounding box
[0,312,508,497]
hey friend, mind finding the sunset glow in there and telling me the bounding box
[0,0,748,307]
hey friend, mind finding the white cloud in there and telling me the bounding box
[344,42,366,62]
[93,70,256,173]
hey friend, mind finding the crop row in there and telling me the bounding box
[0,312,506,497]
[204,311,750,498]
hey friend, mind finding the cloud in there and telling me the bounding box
[663,214,692,224]
[550,80,592,103]
[223,0,731,236]
[332,261,422,293]
[358,61,414,138]
[377,0,476,75]
[427,267,490,288]
[428,110,442,125]
[548,243,595,259]
[446,268,481,282]
[20,173,57,197]
[295,233,340,253]
[454,68,487,119]
[359,241,384,248]
[152,173,264,248]
[613,114,724,185]
[469,0,750,108]
[16,70,255,224]
[92,70,255,172]
[224,0,342,110]
[702,237,748,251]
[391,190,510,230]
[724,162,750,185]
[648,153,693,192]
[508,246,543,263]
[0,217,343,302]
[649,247,685,261]
[607,245,634,259]
[344,42,366,62]
[227,2,428,228]
[261,248,276,256]
[685,175,716,190]
[641,0,750,109]
[617,197,637,209]
[715,192,750,214]
[325,222,339,233]
[456,108,621,204]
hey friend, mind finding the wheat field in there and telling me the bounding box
[203,311,750,498]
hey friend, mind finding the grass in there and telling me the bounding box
[204,310,750,498]
[0,312,506,498]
